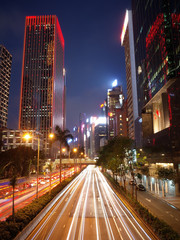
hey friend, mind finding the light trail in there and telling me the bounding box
[78,168,92,240]
[24,166,155,240]
[66,167,91,240]
[96,169,134,240]
[93,173,100,240]
[29,170,87,240]
[0,168,78,221]
[95,173,115,240]
[96,168,151,240]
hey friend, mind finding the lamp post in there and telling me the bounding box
[73,148,77,173]
[62,148,66,180]
[23,133,40,199]
[80,152,83,170]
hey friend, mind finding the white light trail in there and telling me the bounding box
[66,167,91,240]
[78,169,92,240]
[93,173,100,240]
[95,173,115,240]
[31,170,87,240]
[96,168,151,240]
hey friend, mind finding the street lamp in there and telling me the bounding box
[23,133,31,141]
[49,133,54,139]
[80,152,83,170]
[73,148,77,173]
[62,148,66,180]
[23,132,40,199]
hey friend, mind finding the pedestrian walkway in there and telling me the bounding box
[125,172,180,210]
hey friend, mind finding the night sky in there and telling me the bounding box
[1,0,131,131]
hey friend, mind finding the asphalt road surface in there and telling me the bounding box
[26,166,156,240]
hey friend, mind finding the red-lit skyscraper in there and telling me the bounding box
[19,15,65,152]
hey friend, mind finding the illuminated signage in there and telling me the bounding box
[112,79,118,87]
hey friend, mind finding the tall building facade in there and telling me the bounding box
[121,10,139,144]
[78,113,86,148]
[107,82,128,139]
[19,15,65,152]
[132,0,180,150]
[0,45,12,129]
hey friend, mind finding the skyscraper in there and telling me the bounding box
[0,45,12,129]
[19,15,65,152]
[121,10,139,143]
[78,113,86,148]
[107,81,126,139]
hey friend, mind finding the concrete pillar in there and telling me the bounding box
[165,181,168,194]
[151,180,153,192]
[157,181,159,195]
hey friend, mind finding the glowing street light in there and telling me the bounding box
[49,133,54,139]
[23,132,40,199]
[23,133,32,141]
[73,148,77,173]
[62,148,66,153]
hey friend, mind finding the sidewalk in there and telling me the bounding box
[124,173,180,210]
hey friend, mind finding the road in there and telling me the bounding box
[0,167,77,221]
[123,176,180,235]
[26,166,155,240]
[136,189,180,235]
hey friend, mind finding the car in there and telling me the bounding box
[129,180,136,185]
[137,184,146,191]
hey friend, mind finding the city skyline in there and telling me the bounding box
[1,0,131,131]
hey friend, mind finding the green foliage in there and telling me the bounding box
[54,125,73,150]
[157,168,176,182]
[141,166,149,176]
[136,172,142,180]
[0,146,37,178]
[97,136,133,175]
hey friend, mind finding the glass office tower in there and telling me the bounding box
[132,0,180,150]
[0,45,12,129]
[19,15,65,152]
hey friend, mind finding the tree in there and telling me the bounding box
[48,163,53,194]
[97,136,133,182]
[157,167,176,197]
[54,125,73,183]
[9,175,17,222]
[157,167,176,182]
[0,146,36,178]
[136,173,142,183]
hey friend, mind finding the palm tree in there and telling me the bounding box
[55,125,73,183]
[9,175,17,222]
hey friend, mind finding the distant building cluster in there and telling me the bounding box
[72,80,128,159]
